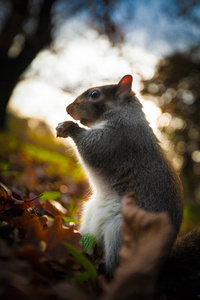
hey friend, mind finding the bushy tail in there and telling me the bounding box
[158,227,200,300]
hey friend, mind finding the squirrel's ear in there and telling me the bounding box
[117,75,133,97]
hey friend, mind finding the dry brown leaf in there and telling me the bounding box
[0,183,34,212]
[44,200,63,218]
[16,244,53,278]
[9,211,37,230]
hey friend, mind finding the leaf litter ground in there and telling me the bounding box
[0,132,100,300]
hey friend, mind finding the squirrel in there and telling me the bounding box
[56,75,183,277]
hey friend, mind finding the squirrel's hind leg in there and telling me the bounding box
[103,214,123,278]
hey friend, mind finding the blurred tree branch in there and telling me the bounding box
[0,0,123,130]
[0,0,55,129]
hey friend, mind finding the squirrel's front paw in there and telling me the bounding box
[56,121,79,138]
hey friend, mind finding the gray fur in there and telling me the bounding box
[56,75,183,276]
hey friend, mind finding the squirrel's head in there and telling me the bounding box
[66,75,138,127]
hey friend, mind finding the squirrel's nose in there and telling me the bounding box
[66,103,80,120]
[66,104,72,115]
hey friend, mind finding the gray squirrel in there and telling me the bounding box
[56,75,183,276]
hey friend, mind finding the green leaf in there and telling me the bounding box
[75,270,93,283]
[80,233,96,252]
[63,242,97,283]
[40,191,61,201]
[32,207,39,217]
[62,216,78,224]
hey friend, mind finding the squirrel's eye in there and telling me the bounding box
[90,90,100,99]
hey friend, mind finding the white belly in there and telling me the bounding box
[79,167,121,247]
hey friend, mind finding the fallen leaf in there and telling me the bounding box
[44,200,63,218]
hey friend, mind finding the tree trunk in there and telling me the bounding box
[0,0,55,129]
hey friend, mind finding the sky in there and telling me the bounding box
[8,0,200,136]
[117,0,200,55]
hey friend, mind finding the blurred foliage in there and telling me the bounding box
[142,47,200,210]
[0,129,88,223]
[182,205,200,232]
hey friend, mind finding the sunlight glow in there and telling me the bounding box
[141,98,162,133]
[8,19,161,136]
[8,79,74,130]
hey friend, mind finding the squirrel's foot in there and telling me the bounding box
[56,121,80,138]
